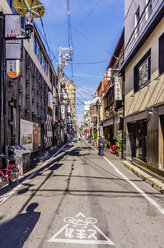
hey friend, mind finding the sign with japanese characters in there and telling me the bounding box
[48,212,114,245]
[114,76,122,101]
[5,15,21,59]
[61,105,65,114]
[7,60,20,79]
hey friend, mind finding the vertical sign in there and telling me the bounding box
[7,60,20,78]
[61,105,65,120]
[5,15,21,59]
[114,76,122,101]
[48,91,53,110]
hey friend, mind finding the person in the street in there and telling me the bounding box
[64,133,67,144]
[98,136,106,156]
[77,133,81,141]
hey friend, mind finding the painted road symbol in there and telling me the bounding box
[48,212,114,245]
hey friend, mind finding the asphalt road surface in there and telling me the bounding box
[0,139,164,248]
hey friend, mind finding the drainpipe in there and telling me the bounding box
[0,12,4,165]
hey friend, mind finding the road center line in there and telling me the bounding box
[92,146,164,215]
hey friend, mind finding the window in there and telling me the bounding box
[34,34,48,74]
[135,6,140,38]
[146,0,152,20]
[159,33,164,75]
[134,50,151,92]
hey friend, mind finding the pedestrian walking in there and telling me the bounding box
[64,133,67,144]
[98,136,106,156]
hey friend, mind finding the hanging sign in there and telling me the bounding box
[61,105,65,114]
[114,76,122,101]
[48,92,53,110]
[5,15,21,60]
[7,60,20,78]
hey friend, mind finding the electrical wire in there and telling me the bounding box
[70,59,109,65]
[76,88,90,101]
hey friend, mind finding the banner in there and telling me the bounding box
[114,76,122,101]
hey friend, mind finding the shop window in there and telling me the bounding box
[159,33,164,75]
[134,50,151,92]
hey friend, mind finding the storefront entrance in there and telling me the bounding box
[136,120,147,162]
[159,115,164,169]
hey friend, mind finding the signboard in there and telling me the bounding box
[20,119,33,151]
[7,60,20,78]
[107,68,112,80]
[5,15,21,60]
[61,105,65,114]
[48,91,53,110]
[114,76,122,101]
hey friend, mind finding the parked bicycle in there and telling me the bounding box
[0,154,19,185]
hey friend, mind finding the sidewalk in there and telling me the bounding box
[89,141,164,194]
[104,149,164,194]
[0,142,68,189]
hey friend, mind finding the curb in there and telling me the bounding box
[121,160,164,194]
[75,139,164,194]
[0,141,69,189]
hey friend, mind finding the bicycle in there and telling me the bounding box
[0,154,19,185]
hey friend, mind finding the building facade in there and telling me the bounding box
[0,0,58,164]
[122,0,164,171]
[102,30,124,146]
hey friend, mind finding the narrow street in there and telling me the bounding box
[0,139,164,248]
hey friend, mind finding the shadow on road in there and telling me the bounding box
[0,202,40,248]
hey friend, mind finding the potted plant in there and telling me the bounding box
[115,130,122,158]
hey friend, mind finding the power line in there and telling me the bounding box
[70,59,109,65]
[75,83,95,94]
[76,88,90,101]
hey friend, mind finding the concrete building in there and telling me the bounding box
[0,0,58,166]
[65,80,76,134]
[121,0,164,173]
[84,100,92,136]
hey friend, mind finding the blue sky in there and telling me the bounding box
[35,0,124,124]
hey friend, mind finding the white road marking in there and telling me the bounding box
[103,157,164,215]
[91,146,164,215]
[0,142,69,206]
[48,212,114,245]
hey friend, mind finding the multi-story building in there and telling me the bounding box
[89,95,100,136]
[102,30,124,145]
[65,80,76,120]
[121,0,164,173]
[0,0,58,166]
[84,100,92,136]
[65,80,76,133]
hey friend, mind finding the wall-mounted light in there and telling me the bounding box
[148,108,153,115]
